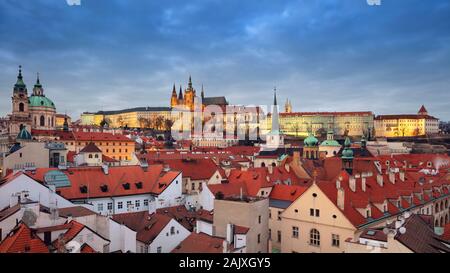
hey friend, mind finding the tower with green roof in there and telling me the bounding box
[341,137,354,174]
[28,72,57,130]
[9,66,32,137]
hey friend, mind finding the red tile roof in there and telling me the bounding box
[25,165,180,200]
[234,225,250,234]
[73,131,133,142]
[269,184,308,202]
[0,223,49,253]
[172,232,225,253]
[79,142,102,153]
[156,206,213,231]
[112,211,172,244]
[146,158,220,181]
[80,243,96,253]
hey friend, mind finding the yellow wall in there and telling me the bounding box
[280,184,356,253]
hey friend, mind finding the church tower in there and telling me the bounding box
[170,84,178,108]
[184,76,196,110]
[9,66,32,137]
[284,99,292,113]
[264,88,284,149]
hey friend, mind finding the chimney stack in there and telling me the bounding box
[349,176,356,192]
[337,187,345,211]
[361,177,366,192]
[377,174,384,187]
[389,171,396,184]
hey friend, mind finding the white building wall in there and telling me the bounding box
[196,220,213,236]
[156,173,183,209]
[148,219,190,253]
[199,183,215,211]
[0,174,74,209]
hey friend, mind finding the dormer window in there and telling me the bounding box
[100,184,108,192]
[135,182,143,189]
[122,183,130,190]
[80,185,88,193]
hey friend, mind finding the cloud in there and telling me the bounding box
[0,0,449,121]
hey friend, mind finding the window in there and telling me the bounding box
[292,226,299,238]
[127,201,132,208]
[19,103,24,112]
[258,215,261,224]
[277,231,281,243]
[170,226,175,235]
[157,246,162,253]
[107,203,113,211]
[332,234,340,247]
[191,182,195,191]
[117,202,123,209]
[269,209,272,219]
[40,115,45,126]
[310,229,320,246]
[310,208,319,217]
[277,211,282,221]
[89,154,93,159]
[268,229,271,240]
[95,154,99,158]
[257,234,261,244]
[135,200,140,208]
[98,203,104,211]
[144,199,149,207]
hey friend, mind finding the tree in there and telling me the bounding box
[155,115,165,131]
[164,118,174,132]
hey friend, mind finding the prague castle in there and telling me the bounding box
[170,76,228,110]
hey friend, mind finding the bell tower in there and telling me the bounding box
[9,66,32,137]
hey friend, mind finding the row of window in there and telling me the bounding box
[269,229,340,248]
[97,199,150,212]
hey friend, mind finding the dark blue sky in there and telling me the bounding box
[0,0,449,120]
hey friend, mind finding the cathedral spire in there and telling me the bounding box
[33,72,44,96]
[188,75,193,89]
[178,85,183,100]
[172,84,177,95]
[271,87,279,132]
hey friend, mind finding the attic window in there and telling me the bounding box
[79,185,88,193]
[312,193,317,198]
[122,183,130,190]
[135,182,143,189]
[100,185,108,192]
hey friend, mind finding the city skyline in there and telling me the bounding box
[1,0,449,120]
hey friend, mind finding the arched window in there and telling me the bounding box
[310,229,320,246]
[19,103,24,112]
[94,154,99,159]
[40,115,45,126]
[88,154,93,159]
[48,117,51,127]
[34,116,37,125]
[51,117,54,127]
[261,162,266,167]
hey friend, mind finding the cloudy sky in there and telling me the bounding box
[0,0,449,120]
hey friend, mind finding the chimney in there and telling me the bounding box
[240,187,243,200]
[361,177,366,192]
[349,176,356,192]
[101,164,109,175]
[226,223,234,244]
[293,151,300,164]
[389,171,395,184]
[222,240,228,253]
[337,187,345,211]
[399,170,405,182]
[377,174,384,187]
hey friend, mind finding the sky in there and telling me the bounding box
[0,0,449,120]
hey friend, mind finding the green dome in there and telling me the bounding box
[29,95,55,109]
[342,137,354,159]
[320,139,340,147]
[304,133,319,147]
